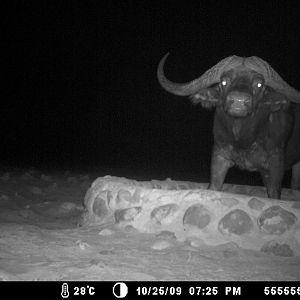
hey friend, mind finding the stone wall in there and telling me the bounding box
[81,176,300,256]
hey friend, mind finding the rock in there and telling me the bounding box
[261,241,294,257]
[219,209,253,235]
[114,206,142,223]
[183,204,211,229]
[248,198,265,211]
[76,240,90,250]
[150,203,179,225]
[258,206,297,235]
[220,197,239,208]
[117,189,132,203]
[92,197,109,220]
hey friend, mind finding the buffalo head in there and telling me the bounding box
[157,54,300,117]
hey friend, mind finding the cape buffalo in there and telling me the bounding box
[157,53,300,199]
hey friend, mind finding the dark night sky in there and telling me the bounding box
[3,1,300,182]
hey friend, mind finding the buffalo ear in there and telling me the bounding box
[189,87,220,109]
[264,91,290,112]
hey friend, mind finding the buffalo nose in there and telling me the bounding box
[227,91,251,103]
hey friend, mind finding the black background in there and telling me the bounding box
[3,1,300,184]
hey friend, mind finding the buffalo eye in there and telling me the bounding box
[253,78,264,89]
[221,79,227,86]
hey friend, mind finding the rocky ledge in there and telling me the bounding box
[81,176,300,257]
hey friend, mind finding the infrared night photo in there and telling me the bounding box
[2,0,300,291]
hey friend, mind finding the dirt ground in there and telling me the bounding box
[0,168,299,281]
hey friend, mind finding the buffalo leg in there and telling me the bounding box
[291,161,300,190]
[208,150,232,191]
[260,155,284,199]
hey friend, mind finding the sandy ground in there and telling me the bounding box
[0,168,299,281]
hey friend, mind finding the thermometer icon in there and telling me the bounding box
[61,283,70,299]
